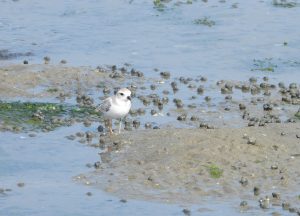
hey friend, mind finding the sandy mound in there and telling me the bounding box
[80,123,300,203]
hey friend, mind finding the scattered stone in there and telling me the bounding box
[182,208,191,216]
[76,132,85,137]
[272,192,280,199]
[247,137,256,145]
[97,125,104,132]
[239,177,248,186]
[254,186,260,196]
[240,201,248,207]
[204,96,211,102]
[86,192,92,196]
[160,71,171,79]
[94,161,101,169]
[145,123,152,129]
[120,199,127,203]
[259,196,270,209]
[177,114,187,121]
[282,201,290,210]
[263,103,273,111]
[17,182,25,187]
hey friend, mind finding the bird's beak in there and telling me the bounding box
[127,96,131,101]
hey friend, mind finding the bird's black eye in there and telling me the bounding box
[120,93,124,96]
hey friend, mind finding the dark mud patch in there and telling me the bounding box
[78,123,300,208]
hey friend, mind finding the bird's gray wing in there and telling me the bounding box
[96,98,112,113]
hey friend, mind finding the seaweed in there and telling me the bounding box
[0,101,101,132]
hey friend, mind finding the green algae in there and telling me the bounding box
[0,101,101,132]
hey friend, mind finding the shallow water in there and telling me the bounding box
[0,124,257,216]
[1,0,300,215]
[1,0,300,81]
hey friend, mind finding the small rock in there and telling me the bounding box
[259,196,270,209]
[254,186,260,196]
[247,137,256,145]
[17,182,25,187]
[282,202,290,210]
[239,177,248,186]
[86,192,92,196]
[240,201,248,207]
[272,192,280,199]
[177,114,187,121]
[120,199,127,203]
[94,161,101,169]
[97,125,104,132]
[182,208,191,216]
[204,96,211,102]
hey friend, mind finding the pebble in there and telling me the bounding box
[94,161,101,169]
[247,137,256,145]
[225,95,232,100]
[177,114,187,121]
[249,77,257,83]
[60,59,67,64]
[190,116,199,121]
[263,103,273,111]
[182,209,191,216]
[200,76,207,82]
[120,199,127,203]
[133,120,140,129]
[239,177,248,186]
[28,133,36,137]
[239,103,246,110]
[86,192,92,196]
[272,192,280,199]
[282,201,290,210]
[259,196,270,209]
[76,132,85,137]
[97,125,104,133]
[17,182,25,187]
[253,186,260,196]
[160,71,170,79]
[240,201,248,208]
[43,56,50,64]
[204,96,211,102]
[66,135,76,140]
[145,123,152,129]
[248,121,255,127]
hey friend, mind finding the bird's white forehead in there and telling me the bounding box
[118,88,131,95]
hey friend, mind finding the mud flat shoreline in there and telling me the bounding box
[77,124,300,206]
[1,64,300,214]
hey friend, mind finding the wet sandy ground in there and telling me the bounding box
[1,64,300,214]
[77,124,300,207]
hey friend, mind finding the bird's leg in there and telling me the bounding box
[118,118,122,134]
[109,119,113,135]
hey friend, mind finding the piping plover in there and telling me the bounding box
[96,88,131,134]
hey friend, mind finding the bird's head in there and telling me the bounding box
[116,88,131,102]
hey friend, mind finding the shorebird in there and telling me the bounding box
[96,88,131,134]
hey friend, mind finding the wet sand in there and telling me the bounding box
[1,64,300,214]
[78,124,300,205]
